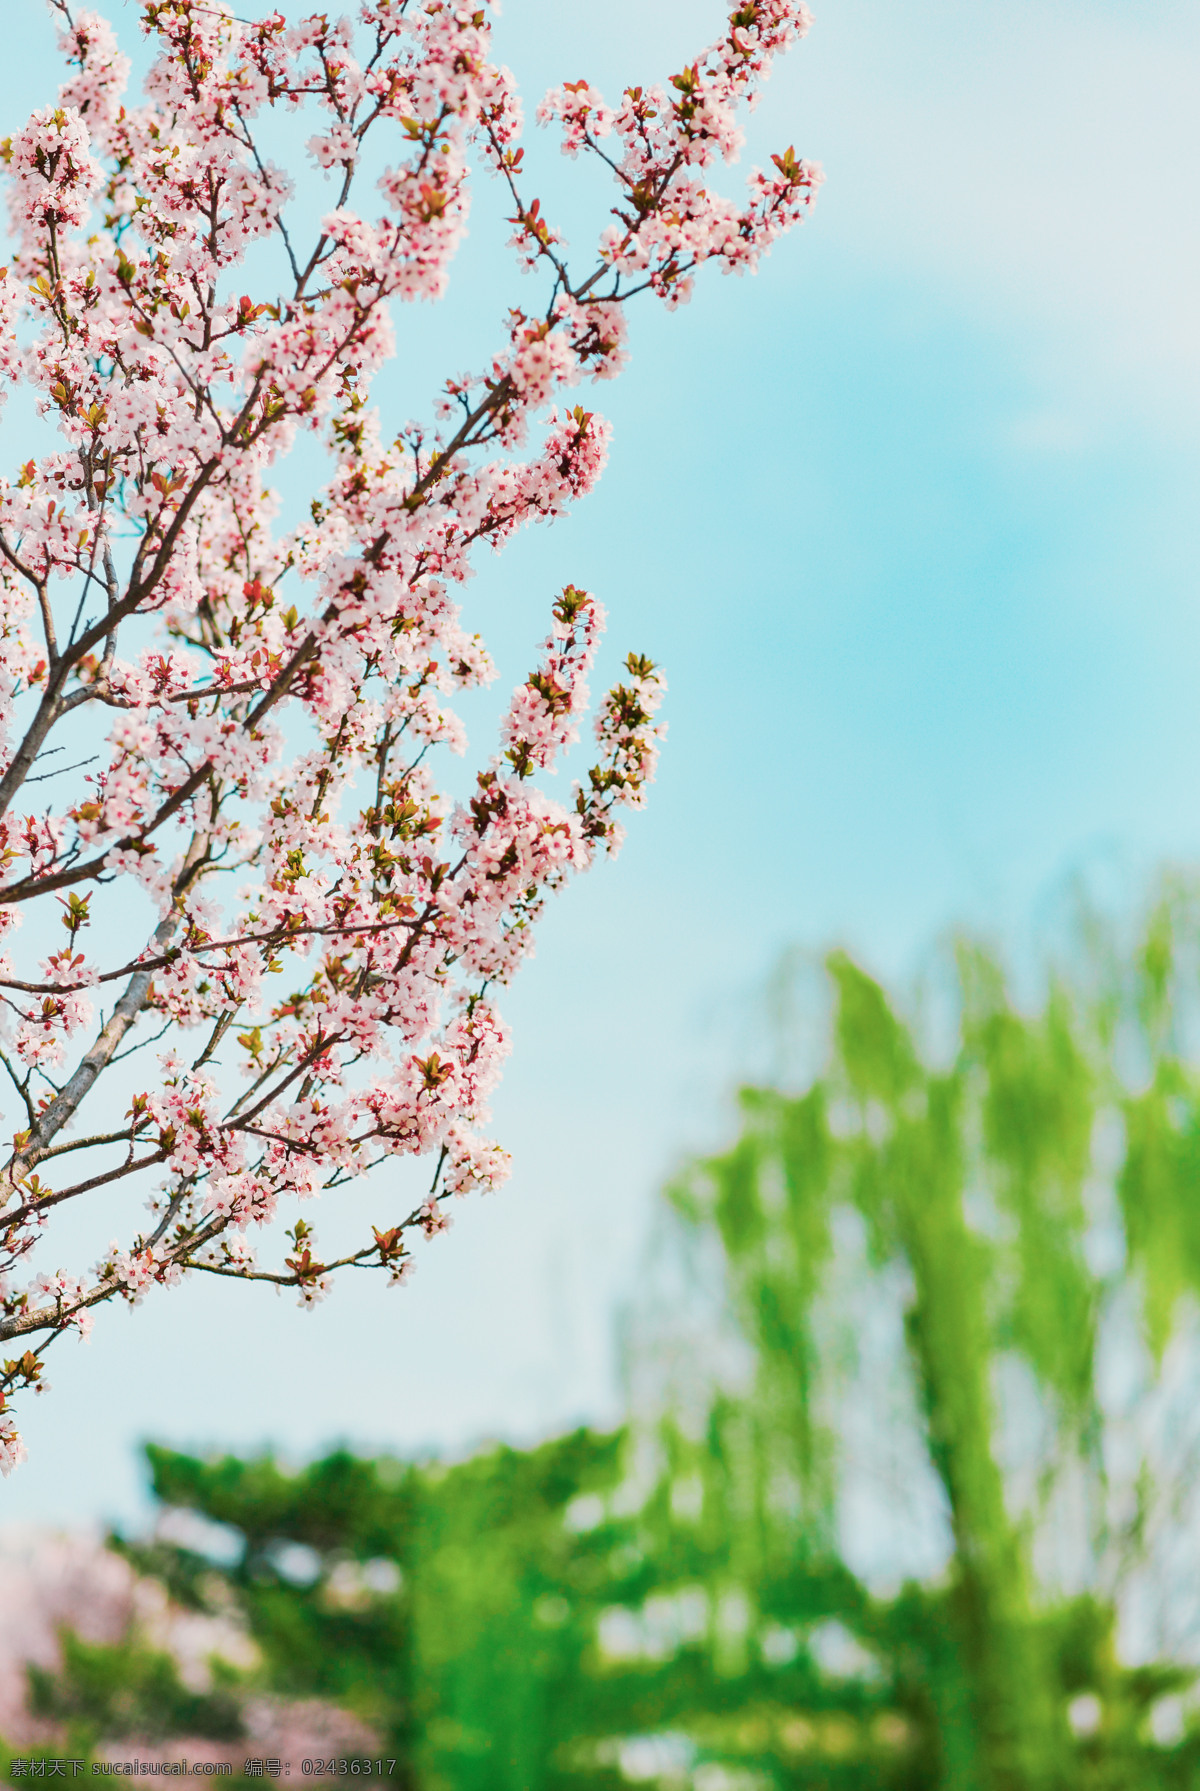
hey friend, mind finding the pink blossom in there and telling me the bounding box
[0,0,820,1467]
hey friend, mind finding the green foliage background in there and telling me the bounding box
[17,877,1200,1789]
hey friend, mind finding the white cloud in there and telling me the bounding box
[773,0,1200,434]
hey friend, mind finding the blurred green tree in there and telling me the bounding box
[29,877,1200,1789]
[26,1630,243,1756]
[652,875,1200,1787]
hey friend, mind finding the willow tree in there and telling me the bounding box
[660,876,1200,1788]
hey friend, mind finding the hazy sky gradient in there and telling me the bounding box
[2,0,1200,1527]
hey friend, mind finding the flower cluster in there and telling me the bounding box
[0,0,820,1468]
[538,0,823,305]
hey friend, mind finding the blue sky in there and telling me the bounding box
[3,0,1200,1527]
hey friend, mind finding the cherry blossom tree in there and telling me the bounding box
[0,0,822,1472]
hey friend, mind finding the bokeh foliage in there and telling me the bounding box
[25,878,1200,1787]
